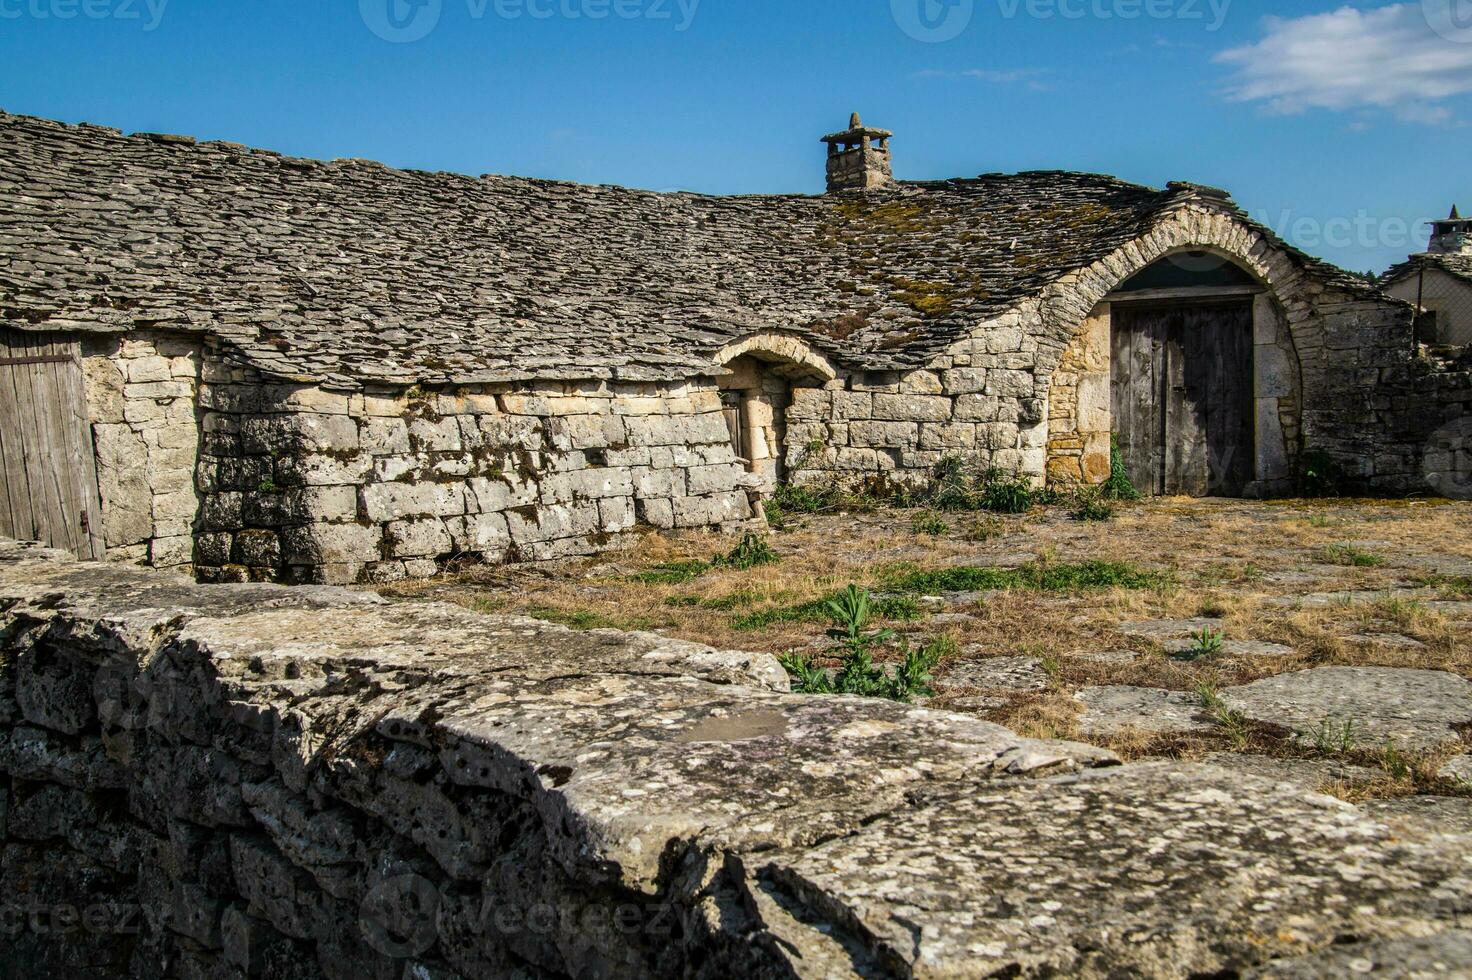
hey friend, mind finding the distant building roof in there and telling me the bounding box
[1383,252,1472,291]
[0,111,1380,388]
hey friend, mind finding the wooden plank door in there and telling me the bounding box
[1111,305,1168,496]
[721,390,746,461]
[1111,303,1254,497]
[0,328,105,558]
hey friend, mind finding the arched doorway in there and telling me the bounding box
[1109,253,1261,497]
[718,355,791,490]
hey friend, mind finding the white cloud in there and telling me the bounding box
[1216,4,1472,125]
[915,68,1052,90]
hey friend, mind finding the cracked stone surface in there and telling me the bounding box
[5,539,1472,979]
[1202,753,1379,793]
[1363,797,1472,836]
[1247,930,1472,978]
[1441,754,1472,785]
[936,656,1049,693]
[1221,667,1472,751]
[1074,685,1214,736]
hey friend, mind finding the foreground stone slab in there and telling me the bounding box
[762,764,1472,977]
[3,539,1471,979]
[1203,753,1378,793]
[1074,685,1214,736]
[1222,667,1472,751]
[1364,797,1472,836]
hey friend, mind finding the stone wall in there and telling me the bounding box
[80,330,202,570]
[4,540,1472,978]
[787,205,1470,500]
[193,371,757,585]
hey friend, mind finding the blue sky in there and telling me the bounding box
[4,0,1472,273]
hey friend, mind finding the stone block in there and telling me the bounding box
[387,519,454,559]
[953,394,1002,423]
[672,492,750,528]
[445,513,511,557]
[599,497,637,533]
[1077,374,1111,433]
[546,414,627,451]
[125,355,173,384]
[787,388,831,421]
[941,369,988,396]
[359,418,411,455]
[539,468,635,504]
[1257,345,1295,399]
[985,370,1035,398]
[280,523,382,565]
[465,475,538,513]
[274,453,373,488]
[849,420,919,448]
[637,497,676,529]
[93,423,153,547]
[242,415,359,454]
[360,483,466,522]
[409,416,463,452]
[506,503,601,545]
[899,371,944,395]
[685,463,746,496]
[919,423,977,451]
[832,391,874,420]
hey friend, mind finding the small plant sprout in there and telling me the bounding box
[1195,680,1249,747]
[1323,543,1385,568]
[912,511,950,537]
[1379,739,1413,781]
[779,587,947,703]
[1069,490,1114,523]
[715,532,780,570]
[1187,628,1226,658]
[1303,717,1359,756]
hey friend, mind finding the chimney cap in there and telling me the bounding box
[821,113,893,145]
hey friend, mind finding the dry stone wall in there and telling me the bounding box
[80,330,202,570]
[4,540,1472,979]
[193,369,756,585]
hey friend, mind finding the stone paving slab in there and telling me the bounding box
[762,763,1472,977]
[1247,930,1472,978]
[1221,667,1472,751]
[938,656,1049,693]
[1202,753,1379,794]
[1075,686,1214,736]
[1440,754,1472,785]
[1362,797,1472,836]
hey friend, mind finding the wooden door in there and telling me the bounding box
[1111,303,1254,497]
[721,390,746,462]
[0,328,105,558]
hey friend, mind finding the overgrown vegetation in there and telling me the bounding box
[1175,627,1225,662]
[779,585,949,702]
[1323,543,1385,568]
[629,532,780,584]
[1099,437,1142,502]
[882,559,1169,596]
[1069,490,1114,523]
[912,511,950,537]
[1300,450,1347,498]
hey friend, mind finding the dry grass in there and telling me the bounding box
[373,497,1472,804]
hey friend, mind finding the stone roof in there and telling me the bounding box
[0,111,1381,388]
[1383,251,1472,290]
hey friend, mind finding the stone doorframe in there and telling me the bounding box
[712,334,838,494]
[1035,224,1309,497]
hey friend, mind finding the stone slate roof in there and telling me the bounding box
[1383,252,1472,290]
[0,111,1382,388]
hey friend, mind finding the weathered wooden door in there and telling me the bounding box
[1111,303,1254,497]
[721,390,746,461]
[0,328,105,557]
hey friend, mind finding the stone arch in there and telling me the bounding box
[712,334,838,492]
[1033,208,1309,496]
[713,332,838,384]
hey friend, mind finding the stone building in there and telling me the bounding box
[1383,206,1472,347]
[2,110,1469,583]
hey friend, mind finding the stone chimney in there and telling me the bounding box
[821,113,894,193]
[1428,205,1472,254]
